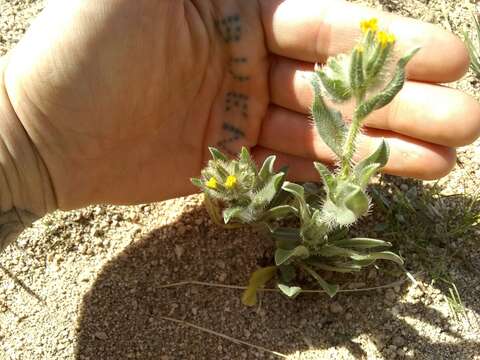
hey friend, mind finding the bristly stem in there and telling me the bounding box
[341,94,365,177]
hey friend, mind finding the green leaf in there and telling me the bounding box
[355,140,390,176]
[282,182,310,222]
[465,17,480,77]
[276,238,301,251]
[342,184,370,218]
[268,183,292,209]
[350,259,376,267]
[271,227,302,244]
[323,182,370,226]
[328,227,350,242]
[355,48,420,119]
[331,261,366,270]
[356,163,381,189]
[301,264,339,298]
[325,55,347,77]
[209,147,228,161]
[311,75,347,157]
[213,162,230,180]
[350,251,404,265]
[306,260,362,273]
[242,266,277,306]
[222,207,243,224]
[262,205,298,221]
[303,182,321,196]
[464,15,480,77]
[251,172,285,209]
[258,155,276,182]
[300,209,329,244]
[282,182,304,198]
[318,245,359,258]
[332,237,392,249]
[239,147,256,170]
[191,178,203,188]
[314,162,336,195]
[277,283,302,299]
[322,200,356,227]
[397,47,421,67]
[275,246,310,266]
[316,69,352,102]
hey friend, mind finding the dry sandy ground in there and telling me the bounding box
[1,0,479,359]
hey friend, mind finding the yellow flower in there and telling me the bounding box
[355,45,365,53]
[387,33,396,44]
[224,175,237,189]
[206,177,218,189]
[377,31,395,48]
[360,18,378,33]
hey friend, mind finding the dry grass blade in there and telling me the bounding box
[158,315,288,358]
[465,13,480,77]
[157,273,417,294]
[0,264,45,304]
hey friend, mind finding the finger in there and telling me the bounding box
[260,0,469,83]
[252,145,454,182]
[258,105,456,180]
[269,57,480,147]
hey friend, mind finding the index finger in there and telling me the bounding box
[260,0,469,83]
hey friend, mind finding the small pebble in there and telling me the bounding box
[329,303,344,314]
[94,331,108,341]
[177,224,186,235]
[347,282,366,289]
[367,268,377,279]
[174,245,184,259]
[218,272,227,282]
[391,306,401,316]
[78,271,91,283]
[385,289,396,302]
[400,184,409,192]
[392,335,405,347]
[388,345,397,353]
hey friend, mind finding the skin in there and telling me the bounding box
[1,0,479,217]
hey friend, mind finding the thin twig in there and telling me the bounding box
[158,273,418,294]
[158,315,288,358]
[0,264,45,304]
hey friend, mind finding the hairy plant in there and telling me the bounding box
[192,18,419,305]
[464,12,480,78]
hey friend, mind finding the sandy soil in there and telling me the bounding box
[1,0,479,359]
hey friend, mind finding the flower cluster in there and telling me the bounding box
[192,147,288,226]
[206,174,237,190]
[360,18,378,33]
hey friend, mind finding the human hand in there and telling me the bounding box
[2,0,479,212]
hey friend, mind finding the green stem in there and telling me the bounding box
[341,108,365,177]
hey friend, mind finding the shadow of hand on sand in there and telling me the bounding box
[74,183,480,360]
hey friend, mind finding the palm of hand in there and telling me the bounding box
[5,0,269,208]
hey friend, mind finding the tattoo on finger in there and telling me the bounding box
[215,13,253,154]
